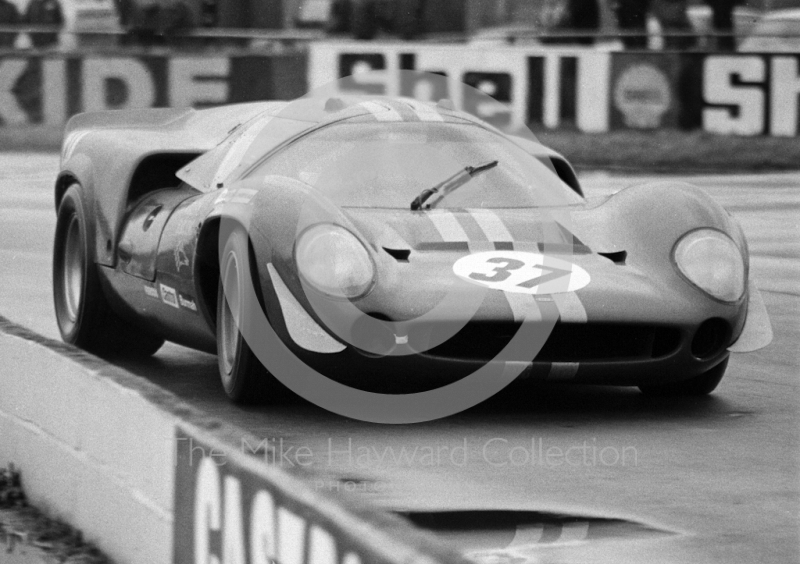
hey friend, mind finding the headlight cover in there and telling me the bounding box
[673,229,745,303]
[295,224,375,299]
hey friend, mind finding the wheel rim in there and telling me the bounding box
[62,215,83,323]
[220,251,241,387]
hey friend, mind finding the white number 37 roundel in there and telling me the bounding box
[453,251,591,294]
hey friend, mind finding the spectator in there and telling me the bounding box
[115,0,138,45]
[128,0,162,46]
[199,0,217,28]
[157,0,194,46]
[0,0,20,49]
[564,0,600,45]
[615,0,650,49]
[540,0,599,45]
[707,0,735,51]
[327,0,352,34]
[115,0,134,29]
[25,0,63,49]
[127,0,192,47]
[652,0,694,49]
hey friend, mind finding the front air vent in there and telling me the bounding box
[691,318,730,359]
[383,247,411,262]
[422,323,682,362]
[598,250,627,265]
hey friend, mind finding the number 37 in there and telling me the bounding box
[468,256,571,289]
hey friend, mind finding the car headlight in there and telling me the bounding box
[295,224,375,299]
[673,229,745,303]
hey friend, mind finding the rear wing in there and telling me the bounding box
[64,107,195,136]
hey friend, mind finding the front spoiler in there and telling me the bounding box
[265,266,763,389]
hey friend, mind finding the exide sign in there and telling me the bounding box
[0,54,303,126]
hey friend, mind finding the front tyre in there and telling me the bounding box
[53,184,164,357]
[216,228,281,404]
[639,357,729,397]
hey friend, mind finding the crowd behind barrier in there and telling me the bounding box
[2,25,799,48]
[0,0,757,46]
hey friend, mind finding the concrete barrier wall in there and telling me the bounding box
[0,318,175,563]
[0,315,463,564]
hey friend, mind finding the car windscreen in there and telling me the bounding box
[244,121,582,209]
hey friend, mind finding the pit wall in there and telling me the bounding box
[0,45,798,136]
[0,316,464,564]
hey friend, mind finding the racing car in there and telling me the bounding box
[52,94,772,407]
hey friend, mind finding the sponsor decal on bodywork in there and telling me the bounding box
[160,283,179,308]
[453,251,590,295]
[417,209,590,324]
[174,246,191,272]
[178,292,198,312]
[143,284,159,299]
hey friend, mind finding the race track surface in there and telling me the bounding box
[1,153,798,563]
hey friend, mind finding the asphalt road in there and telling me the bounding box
[1,153,798,564]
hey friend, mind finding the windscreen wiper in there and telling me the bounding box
[410,160,499,211]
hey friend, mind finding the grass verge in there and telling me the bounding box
[0,465,111,564]
[535,129,800,173]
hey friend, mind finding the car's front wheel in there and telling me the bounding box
[53,184,164,357]
[216,228,283,404]
[639,357,729,397]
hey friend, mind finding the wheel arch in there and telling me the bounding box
[55,155,98,266]
[194,216,264,330]
[55,173,79,212]
[195,217,222,328]
[56,152,95,212]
